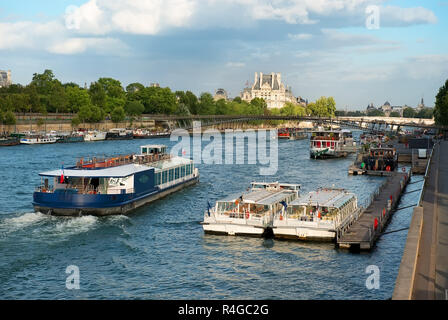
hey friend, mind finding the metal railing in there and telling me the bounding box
[417,140,438,206]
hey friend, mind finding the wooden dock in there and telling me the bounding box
[337,171,410,250]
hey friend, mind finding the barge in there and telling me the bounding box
[272,188,362,241]
[310,129,355,159]
[201,182,300,237]
[33,145,199,216]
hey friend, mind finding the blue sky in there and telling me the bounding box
[1,0,447,110]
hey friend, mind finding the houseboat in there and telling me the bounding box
[133,129,151,139]
[84,131,106,142]
[349,147,398,175]
[272,188,362,241]
[0,137,20,146]
[20,136,57,145]
[33,145,199,216]
[310,129,355,159]
[201,182,300,237]
[106,128,133,140]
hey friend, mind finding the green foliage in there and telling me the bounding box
[111,106,126,123]
[403,107,416,118]
[280,102,306,116]
[125,100,145,117]
[389,111,400,117]
[435,79,448,126]
[66,86,91,113]
[416,108,433,119]
[307,97,336,117]
[367,109,385,117]
[3,110,16,125]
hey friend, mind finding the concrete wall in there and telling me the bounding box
[392,206,424,300]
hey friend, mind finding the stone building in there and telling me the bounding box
[0,70,12,88]
[214,88,228,101]
[241,72,296,109]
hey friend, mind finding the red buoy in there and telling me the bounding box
[374,218,379,230]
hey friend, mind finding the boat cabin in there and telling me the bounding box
[286,188,358,224]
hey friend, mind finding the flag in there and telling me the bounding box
[182,148,186,156]
[280,201,288,210]
[60,164,64,184]
[207,201,212,217]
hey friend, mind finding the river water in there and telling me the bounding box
[0,131,422,299]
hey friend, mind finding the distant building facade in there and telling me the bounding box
[150,83,160,88]
[214,88,228,101]
[241,72,296,109]
[416,98,425,112]
[0,70,12,88]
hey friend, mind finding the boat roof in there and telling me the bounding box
[217,189,292,206]
[291,189,355,208]
[153,156,192,170]
[141,144,166,149]
[39,164,153,178]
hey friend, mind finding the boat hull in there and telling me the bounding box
[273,226,335,242]
[0,138,20,146]
[202,222,265,237]
[33,176,199,216]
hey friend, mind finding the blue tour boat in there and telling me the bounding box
[33,145,199,216]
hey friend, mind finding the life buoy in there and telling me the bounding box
[246,212,249,219]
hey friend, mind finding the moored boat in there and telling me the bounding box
[201,182,300,237]
[309,129,355,159]
[106,128,133,140]
[33,144,199,216]
[272,188,362,241]
[20,136,57,145]
[0,137,20,146]
[84,131,106,142]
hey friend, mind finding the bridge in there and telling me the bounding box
[147,114,442,133]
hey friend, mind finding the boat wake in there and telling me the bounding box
[0,212,47,235]
[53,215,98,236]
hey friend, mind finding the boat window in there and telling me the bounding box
[175,167,180,180]
[169,169,174,182]
[181,166,186,177]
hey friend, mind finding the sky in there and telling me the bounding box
[1,0,447,110]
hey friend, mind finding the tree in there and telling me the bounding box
[126,83,145,94]
[416,108,434,119]
[198,92,216,114]
[403,107,416,118]
[31,69,55,95]
[111,106,126,123]
[48,81,68,113]
[78,105,92,124]
[125,100,144,125]
[66,86,91,113]
[71,116,81,128]
[367,109,385,117]
[308,97,336,117]
[250,98,268,114]
[3,111,16,125]
[89,82,107,110]
[434,79,448,126]
[390,111,400,117]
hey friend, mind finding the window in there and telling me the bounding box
[175,167,180,180]
[181,165,186,177]
[162,170,168,184]
[169,169,174,182]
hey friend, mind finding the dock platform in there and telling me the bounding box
[337,171,410,250]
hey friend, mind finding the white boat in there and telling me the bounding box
[310,129,355,159]
[202,182,300,237]
[84,131,106,142]
[20,136,57,145]
[272,188,362,241]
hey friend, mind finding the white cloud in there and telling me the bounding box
[47,37,129,55]
[288,33,313,40]
[66,0,197,35]
[0,20,127,55]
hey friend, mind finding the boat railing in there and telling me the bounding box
[76,153,172,169]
